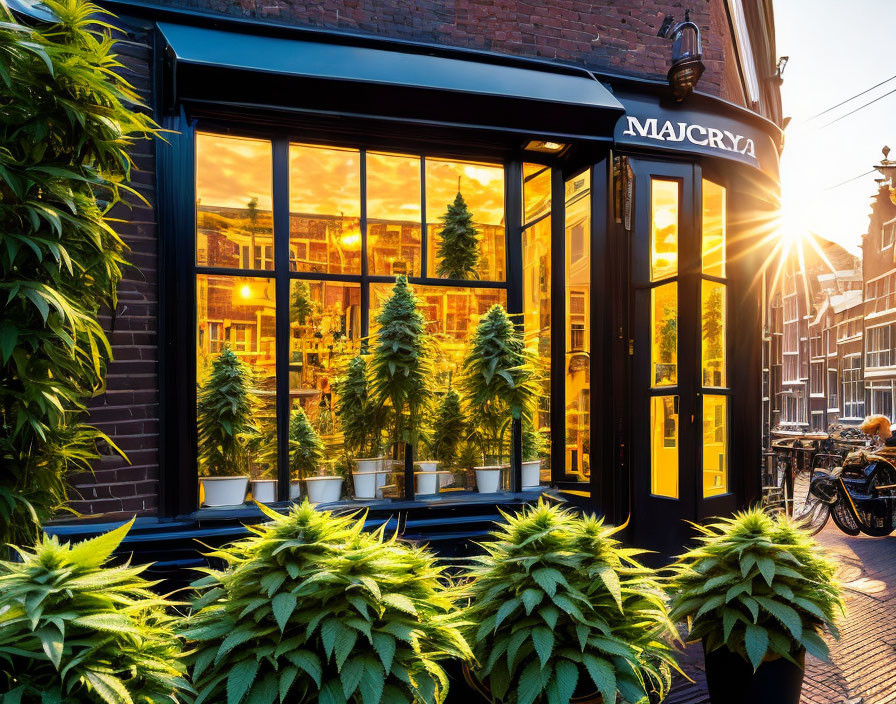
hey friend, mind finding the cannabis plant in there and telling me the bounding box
[335,354,384,458]
[669,508,845,670]
[182,501,472,704]
[289,407,325,479]
[0,0,158,543]
[462,501,679,704]
[197,346,259,477]
[0,520,191,703]
[292,280,314,326]
[369,275,432,453]
[522,418,548,463]
[461,305,539,464]
[436,192,480,280]
[428,389,466,467]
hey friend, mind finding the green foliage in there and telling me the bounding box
[436,192,479,280]
[658,307,677,365]
[522,418,548,463]
[182,501,472,704]
[461,501,679,704]
[0,0,158,543]
[0,520,191,703]
[702,286,723,360]
[292,280,314,326]
[668,508,845,670]
[461,305,539,464]
[369,275,432,451]
[288,407,325,480]
[428,389,466,467]
[197,346,259,477]
[335,354,385,458]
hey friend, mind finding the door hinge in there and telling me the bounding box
[628,339,634,356]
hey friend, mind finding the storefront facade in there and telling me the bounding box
[37,1,783,562]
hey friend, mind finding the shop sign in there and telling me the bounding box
[620,116,756,160]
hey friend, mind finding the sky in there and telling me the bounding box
[775,0,896,256]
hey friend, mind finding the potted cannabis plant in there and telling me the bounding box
[369,275,433,491]
[669,508,845,704]
[436,192,480,280]
[197,346,259,506]
[460,500,680,703]
[287,406,330,502]
[182,501,472,704]
[0,520,192,702]
[521,417,548,489]
[420,388,467,492]
[461,305,539,493]
[336,354,389,499]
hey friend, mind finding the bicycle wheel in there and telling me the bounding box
[791,468,830,536]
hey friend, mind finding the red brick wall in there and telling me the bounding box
[68,19,161,518]
[151,0,746,107]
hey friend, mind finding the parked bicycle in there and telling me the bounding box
[789,416,896,536]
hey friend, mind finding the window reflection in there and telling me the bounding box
[651,282,678,386]
[523,163,551,225]
[651,179,679,281]
[367,152,422,276]
[523,215,552,477]
[196,274,277,488]
[702,179,726,278]
[425,158,506,282]
[702,280,727,387]
[289,144,362,275]
[565,171,590,484]
[703,395,728,497]
[196,133,273,270]
[651,395,679,498]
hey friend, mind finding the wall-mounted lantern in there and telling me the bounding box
[657,10,705,101]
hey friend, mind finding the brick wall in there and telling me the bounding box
[68,18,161,519]
[151,0,745,107]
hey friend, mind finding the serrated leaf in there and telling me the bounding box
[531,626,554,667]
[381,593,416,616]
[744,624,769,670]
[554,659,578,703]
[754,596,803,641]
[272,592,298,632]
[583,653,616,704]
[227,659,259,704]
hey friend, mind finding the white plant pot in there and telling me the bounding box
[304,476,343,504]
[289,482,302,500]
[200,476,249,507]
[352,471,379,499]
[474,466,506,494]
[416,461,439,472]
[251,479,277,503]
[415,471,440,495]
[521,460,542,489]
[354,458,382,474]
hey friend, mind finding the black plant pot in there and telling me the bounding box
[703,642,805,704]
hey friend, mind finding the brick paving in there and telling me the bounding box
[666,523,896,704]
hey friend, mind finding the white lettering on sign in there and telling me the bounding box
[622,116,756,159]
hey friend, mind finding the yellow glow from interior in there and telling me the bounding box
[651,395,679,498]
[240,284,252,299]
[340,231,361,249]
[651,179,679,281]
[703,395,728,497]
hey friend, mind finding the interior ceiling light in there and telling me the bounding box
[657,10,705,101]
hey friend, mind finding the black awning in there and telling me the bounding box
[158,22,624,140]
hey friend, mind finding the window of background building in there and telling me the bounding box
[883,218,896,249]
[866,323,895,369]
[810,361,824,395]
[828,368,839,410]
[870,381,895,419]
[842,356,865,420]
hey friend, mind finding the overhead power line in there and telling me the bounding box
[821,87,896,128]
[807,74,896,121]
[824,169,877,191]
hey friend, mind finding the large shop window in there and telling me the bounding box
[193,131,520,506]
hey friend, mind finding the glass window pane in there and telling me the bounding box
[651,178,679,281]
[425,158,506,282]
[289,144,361,275]
[289,280,362,490]
[565,174,590,485]
[703,395,728,497]
[523,216,552,478]
[367,152,422,276]
[523,163,551,224]
[702,280,727,387]
[196,133,273,270]
[196,275,277,505]
[651,395,679,498]
[702,179,726,277]
[651,282,678,387]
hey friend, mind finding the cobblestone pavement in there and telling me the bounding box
[666,522,896,704]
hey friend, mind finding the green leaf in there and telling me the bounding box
[531,568,565,597]
[227,659,259,704]
[756,556,776,586]
[285,650,322,688]
[517,659,550,704]
[272,592,298,632]
[521,588,543,615]
[67,517,134,568]
[554,659,578,703]
[802,631,830,661]
[754,596,803,641]
[37,627,63,670]
[532,626,555,667]
[381,593,417,616]
[248,673,278,704]
[494,597,521,630]
[372,632,396,674]
[744,624,769,670]
[583,653,616,704]
[594,564,622,609]
[83,671,132,704]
